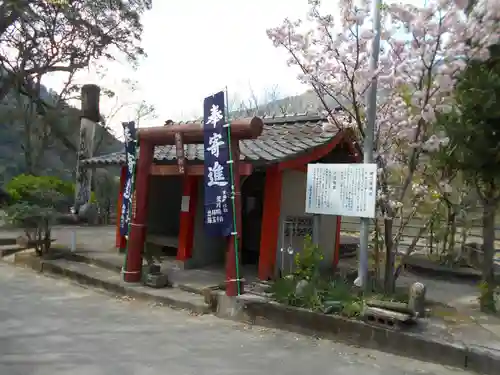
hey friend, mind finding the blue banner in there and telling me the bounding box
[203,91,233,236]
[120,121,137,237]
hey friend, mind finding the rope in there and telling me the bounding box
[121,267,141,275]
[225,278,246,283]
[224,87,242,296]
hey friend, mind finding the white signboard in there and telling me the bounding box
[180,196,190,213]
[305,163,377,218]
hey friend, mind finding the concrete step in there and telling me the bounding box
[59,250,219,298]
[0,244,25,257]
[14,254,211,315]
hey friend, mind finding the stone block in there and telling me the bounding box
[362,306,414,328]
[143,273,170,288]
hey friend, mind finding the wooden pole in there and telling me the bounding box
[226,144,244,296]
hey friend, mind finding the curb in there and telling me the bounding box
[236,299,500,375]
[12,253,211,315]
[0,238,16,246]
[405,257,500,283]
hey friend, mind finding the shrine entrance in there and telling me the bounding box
[146,175,183,258]
[122,118,264,297]
[241,171,266,266]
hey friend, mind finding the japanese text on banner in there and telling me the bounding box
[203,91,233,236]
[119,121,137,236]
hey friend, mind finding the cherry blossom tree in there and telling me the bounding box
[267,0,500,291]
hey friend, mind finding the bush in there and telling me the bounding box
[7,174,72,208]
[4,174,81,255]
[270,236,364,316]
[293,234,323,281]
[6,174,95,209]
[270,275,363,316]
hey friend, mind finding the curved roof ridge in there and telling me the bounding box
[81,114,345,167]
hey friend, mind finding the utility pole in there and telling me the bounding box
[358,0,382,289]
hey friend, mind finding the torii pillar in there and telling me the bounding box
[123,118,264,296]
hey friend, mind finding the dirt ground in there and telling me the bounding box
[0,225,117,251]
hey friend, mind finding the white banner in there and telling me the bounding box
[305,163,377,218]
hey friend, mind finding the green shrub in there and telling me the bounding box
[6,174,95,206]
[293,234,323,281]
[4,174,86,255]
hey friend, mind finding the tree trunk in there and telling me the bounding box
[42,219,51,254]
[480,196,497,312]
[0,76,14,103]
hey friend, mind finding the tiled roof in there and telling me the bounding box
[82,113,339,166]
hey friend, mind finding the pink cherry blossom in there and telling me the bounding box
[267,0,500,222]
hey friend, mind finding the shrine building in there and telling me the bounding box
[82,113,360,281]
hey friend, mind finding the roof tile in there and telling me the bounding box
[82,113,337,166]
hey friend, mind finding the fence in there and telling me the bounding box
[339,216,500,252]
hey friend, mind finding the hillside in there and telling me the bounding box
[0,85,332,187]
[0,84,123,185]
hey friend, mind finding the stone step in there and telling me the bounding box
[0,237,17,246]
[0,244,25,257]
[14,254,211,315]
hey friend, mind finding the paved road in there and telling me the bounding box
[0,264,471,375]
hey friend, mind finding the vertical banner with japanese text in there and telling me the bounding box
[120,121,137,236]
[203,91,233,236]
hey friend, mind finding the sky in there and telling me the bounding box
[41,0,424,139]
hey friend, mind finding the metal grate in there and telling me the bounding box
[283,215,313,237]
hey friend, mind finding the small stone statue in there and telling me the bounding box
[408,282,426,317]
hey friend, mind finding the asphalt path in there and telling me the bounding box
[0,263,470,375]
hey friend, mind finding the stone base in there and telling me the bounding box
[215,293,248,320]
[143,272,170,289]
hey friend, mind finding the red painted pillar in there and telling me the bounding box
[177,175,198,261]
[258,165,283,280]
[226,144,244,296]
[124,141,154,282]
[116,166,127,252]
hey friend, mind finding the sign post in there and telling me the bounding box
[305,163,377,218]
[305,163,377,275]
[72,84,99,251]
[74,84,99,216]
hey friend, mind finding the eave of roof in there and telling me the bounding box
[82,113,340,167]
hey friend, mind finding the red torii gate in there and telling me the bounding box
[123,118,264,296]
